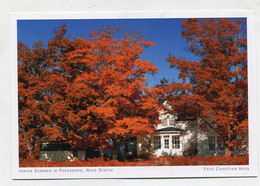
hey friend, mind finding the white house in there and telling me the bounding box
[37,101,246,161]
[137,101,226,157]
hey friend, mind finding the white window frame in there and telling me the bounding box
[153,134,182,151]
[172,135,180,149]
[164,135,170,149]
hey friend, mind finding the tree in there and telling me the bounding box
[18,25,161,159]
[164,18,247,156]
[18,25,74,157]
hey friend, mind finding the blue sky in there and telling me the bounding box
[17,18,245,88]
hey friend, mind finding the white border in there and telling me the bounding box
[11,11,257,179]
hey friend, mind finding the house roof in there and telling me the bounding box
[158,99,166,106]
[155,127,185,132]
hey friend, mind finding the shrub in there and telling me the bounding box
[19,155,249,167]
[183,145,198,157]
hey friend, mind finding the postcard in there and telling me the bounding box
[11,11,257,179]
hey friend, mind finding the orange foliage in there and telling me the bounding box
[18,25,160,158]
[19,155,248,167]
[163,18,248,155]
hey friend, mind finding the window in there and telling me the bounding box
[153,136,161,149]
[164,135,169,149]
[172,136,180,149]
[208,136,216,150]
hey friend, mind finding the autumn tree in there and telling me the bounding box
[164,18,247,156]
[18,25,160,159]
[18,25,75,157]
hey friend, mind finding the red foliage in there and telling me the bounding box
[19,155,248,167]
[163,18,248,155]
[18,25,162,158]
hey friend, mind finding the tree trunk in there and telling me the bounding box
[147,135,152,159]
[28,140,35,157]
[225,124,234,157]
[28,146,33,157]
[225,146,234,157]
[73,149,78,158]
[112,139,118,160]
[225,135,234,157]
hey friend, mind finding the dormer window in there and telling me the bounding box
[176,112,197,121]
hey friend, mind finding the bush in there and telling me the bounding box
[19,155,249,167]
[183,145,198,157]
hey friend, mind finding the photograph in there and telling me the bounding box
[11,12,256,179]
